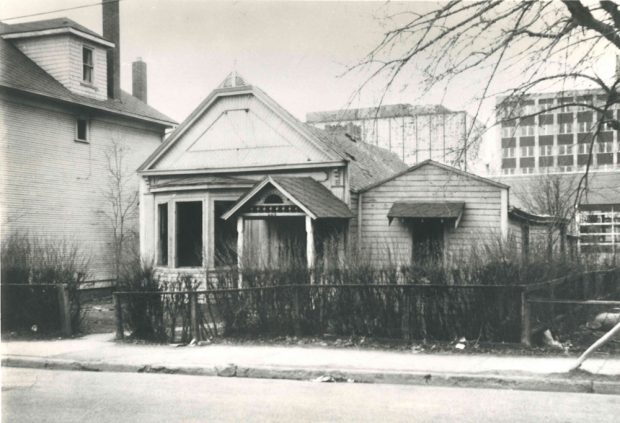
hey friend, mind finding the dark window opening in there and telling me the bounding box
[158,203,168,266]
[76,118,88,141]
[82,47,93,83]
[214,201,237,267]
[264,194,284,204]
[411,220,444,265]
[176,201,202,267]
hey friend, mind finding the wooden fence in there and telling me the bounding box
[1,283,72,336]
[114,268,620,346]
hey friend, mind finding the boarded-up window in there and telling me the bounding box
[158,203,168,266]
[176,201,203,267]
[214,201,237,267]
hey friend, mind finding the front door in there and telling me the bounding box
[412,220,444,265]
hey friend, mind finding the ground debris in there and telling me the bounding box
[312,375,353,383]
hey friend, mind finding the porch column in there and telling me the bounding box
[237,216,244,288]
[305,216,315,276]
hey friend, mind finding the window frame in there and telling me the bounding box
[75,117,89,143]
[82,46,94,84]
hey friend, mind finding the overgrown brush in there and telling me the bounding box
[0,232,89,334]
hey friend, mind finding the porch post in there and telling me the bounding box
[237,215,244,288]
[305,216,315,279]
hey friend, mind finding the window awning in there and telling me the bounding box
[388,201,465,228]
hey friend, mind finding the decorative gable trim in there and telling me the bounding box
[222,176,318,220]
[138,84,343,172]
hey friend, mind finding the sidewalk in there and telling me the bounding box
[2,333,620,394]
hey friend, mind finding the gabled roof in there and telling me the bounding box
[306,126,408,191]
[138,77,348,172]
[359,159,509,193]
[222,176,353,220]
[0,22,175,127]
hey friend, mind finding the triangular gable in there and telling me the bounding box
[222,176,353,221]
[358,159,509,192]
[139,81,344,172]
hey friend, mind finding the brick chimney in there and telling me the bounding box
[132,58,147,103]
[103,0,121,99]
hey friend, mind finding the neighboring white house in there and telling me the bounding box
[0,5,176,280]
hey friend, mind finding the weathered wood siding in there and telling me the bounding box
[14,35,107,101]
[1,93,164,279]
[507,218,524,254]
[359,164,504,267]
[153,94,333,171]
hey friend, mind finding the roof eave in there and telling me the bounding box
[2,27,115,48]
[1,85,176,127]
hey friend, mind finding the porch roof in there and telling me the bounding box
[222,176,354,220]
[388,201,465,220]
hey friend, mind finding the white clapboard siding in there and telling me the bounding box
[1,94,164,280]
[14,35,107,101]
[359,164,504,267]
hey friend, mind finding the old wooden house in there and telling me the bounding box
[0,4,175,280]
[138,74,561,283]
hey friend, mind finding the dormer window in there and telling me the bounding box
[76,118,89,142]
[82,47,93,83]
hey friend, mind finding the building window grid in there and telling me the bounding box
[539,145,553,156]
[518,125,535,137]
[520,146,535,157]
[579,206,619,254]
[558,122,573,134]
[499,95,620,175]
[502,147,516,158]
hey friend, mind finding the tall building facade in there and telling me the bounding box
[307,104,484,169]
[496,89,620,258]
[497,89,619,176]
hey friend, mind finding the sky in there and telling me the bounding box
[2,0,617,170]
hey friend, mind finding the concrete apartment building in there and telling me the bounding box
[495,89,620,258]
[0,3,175,280]
[306,104,484,170]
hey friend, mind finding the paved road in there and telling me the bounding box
[2,368,620,422]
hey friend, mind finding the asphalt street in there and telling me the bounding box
[2,367,620,422]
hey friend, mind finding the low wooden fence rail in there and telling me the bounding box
[114,283,528,344]
[1,283,72,336]
[114,268,620,346]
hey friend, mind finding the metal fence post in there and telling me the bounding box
[113,293,124,340]
[190,292,201,342]
[520,289,531,346]
[293,287,302,337]
[56,284,72,337]
[401,288,411,342]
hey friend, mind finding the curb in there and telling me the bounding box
[3,356,619,395]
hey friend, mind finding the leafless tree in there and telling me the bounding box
[103,136,139,282]
[353,0,620,203]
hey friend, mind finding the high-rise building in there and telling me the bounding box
[495,88,620,258]
[307,104,484,170]
[497,89,619,176]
